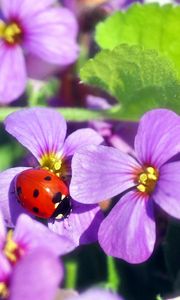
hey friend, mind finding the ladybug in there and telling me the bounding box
[15,169,71,220]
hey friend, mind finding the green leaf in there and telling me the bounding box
[80,44,180,120]
[96,3,180,76]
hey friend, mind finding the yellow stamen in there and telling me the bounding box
[4,230,18,263]
[40,153,68,178]
[3,230,24,263]
[136,166,158,194]
[0,21,22,44]
[0,282,8,299]
[54,161,62,171]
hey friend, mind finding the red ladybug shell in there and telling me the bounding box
[15,169,69,219]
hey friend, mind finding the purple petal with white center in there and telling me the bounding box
[48,200,104,247]
[153,162,180,219]
[0,43,26,104]
[99,191,155,263]
[70,145,140,204]
[10,249,63,300]
[1,0,56,19]
[135,109,180,168]
[5,108,67,161]
[0,167,30,228]
[24,8,79,65]
[13,214,75,256]
[62,129,103,158]
[0,211,6,249]
[0,254,11,282]
[69,289,123,300]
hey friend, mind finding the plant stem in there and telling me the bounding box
[106,256,120,292]
[65,260,78,290]
[0,106,135,122]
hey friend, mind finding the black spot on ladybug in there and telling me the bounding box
[33,189,39,198]
[33,207,39,213]
[17,186,22,196]
[52,192,62,203]
[44,176,52,181]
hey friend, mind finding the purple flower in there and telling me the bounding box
[68,288,123,300]
[0,249,62,300]
[0,107,104,251]
[0,212,74,262]
[0,0,79,104]
[0,212,64,300]
[70,109,180,263]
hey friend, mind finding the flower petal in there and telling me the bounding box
[26,53,62,80]
[10,249,63,300]
[48,201,104,248]
[69,289,123,300]
[0,211,6,249]
[98,191,155,263]
[63,129,103,158]
[13,214,74,256]
[5,108,67,161]
[153,162,180,219]
[70,145,140,204]
[135,109,180,168]
[1,0,56,19]
[0,43,26,104]
[0,167,30,228]
[24,8,79,65]
[0,254,11,282]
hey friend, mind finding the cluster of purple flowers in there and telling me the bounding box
[0,107,180,296]
[5,107,180,264]
[0,0,180,299]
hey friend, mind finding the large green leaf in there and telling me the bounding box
[96,3,180,76]
[80,44,180,120]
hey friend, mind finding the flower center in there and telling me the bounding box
[0,21,22,45]
[136,166,159,194]
[0,283,8,299]
[40,153,68,178]
[3,230,24,264]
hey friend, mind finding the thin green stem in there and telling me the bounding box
[106,256,120,292]
[0,106,134,122]
[65,260,78,290]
